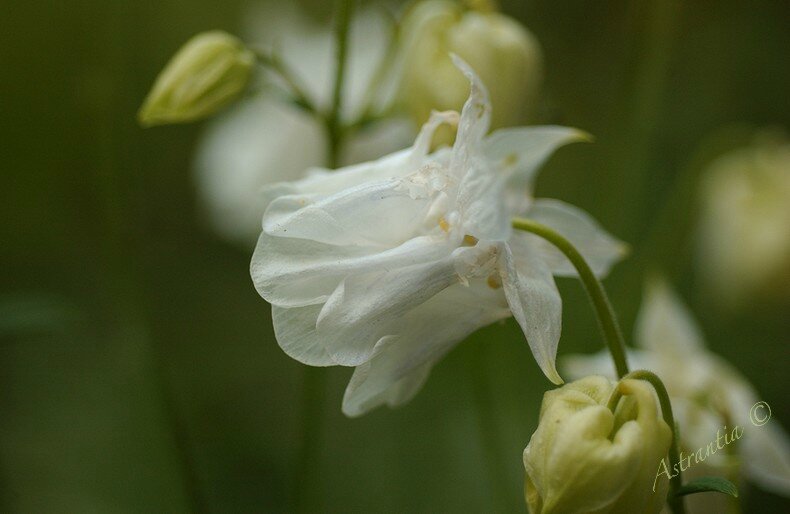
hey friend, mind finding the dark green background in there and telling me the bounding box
[2,0,788,512]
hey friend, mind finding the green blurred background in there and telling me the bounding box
[2,0,788,512]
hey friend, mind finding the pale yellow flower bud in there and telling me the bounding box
[398,0,542,135]
[139,31,255,127]
[523,376,672,514]
[697,134,790,307]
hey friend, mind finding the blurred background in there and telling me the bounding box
[1,0,788,512]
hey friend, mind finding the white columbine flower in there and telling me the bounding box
[563,280,790,501]
[195,3,415,244]
[252,56,626,416]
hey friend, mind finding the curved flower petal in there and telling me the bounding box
[520,199,628,278]
[483,126,590,212]
[448,56,514,241]
[722,370,790,495]
[251,232,451,307]
[263,171,448,247]
[741,422,790,495]
[457,159,511,241]
[499,241,563,384]
[260,110,458,213]
[342,280,510,416]
[408,109,460,168]
[636,279,705,356]
[344,356,434,417]
[271,304,335,366]
[316,254,466,366]
[449,54,491,172]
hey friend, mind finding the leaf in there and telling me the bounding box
[674,476,739,498]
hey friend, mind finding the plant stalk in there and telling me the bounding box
[511,218,629,378]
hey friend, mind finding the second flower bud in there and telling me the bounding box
[523,375,672,514]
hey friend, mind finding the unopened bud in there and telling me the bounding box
[139,31,255,126]
[523,376,672,514]
[398,0,542,134]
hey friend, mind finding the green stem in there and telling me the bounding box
[617,0,681,241]
[326,0,354,168]
[607,370,685,514]
[254,50,320,115]
[356,8,399,123]
[511,218,629,378]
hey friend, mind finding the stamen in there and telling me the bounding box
[462,234,479,246]
[503,153,518,167]
[486,273,502,289]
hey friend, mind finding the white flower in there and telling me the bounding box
[252,56,626,416]
[563,279,790,500]
[696,134,790,307]
[194,3,415,244]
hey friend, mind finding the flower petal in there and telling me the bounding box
[263,171,446,247]
[719,370,790,495]
[635,279,706,355]
[259,110,457,215]
[271,304,335,366]
[483,126,590,213]
[520,199,628,278]
[741,422,790,495]
[343,348,434,417]
[251,232,450,307]
[448,56,513,240]
[341,279,510,416]
[317,245,491,366]
[449,54,491,167]
[408,109,460,167]
[499,241,564,384]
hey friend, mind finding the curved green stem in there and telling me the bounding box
[511,218,629,378]
[607,370,685,514]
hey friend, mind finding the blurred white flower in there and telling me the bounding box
[523,376,671,514]
[563,279,790,504]
[195,3,415,244]
[251,57,626,416]
[696,134,790,307]
[397,0,543,132]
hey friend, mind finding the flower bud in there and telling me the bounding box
[397,0,542,133]
[697,133,790,307]
[523,376,672,514]
[139,31,255,126]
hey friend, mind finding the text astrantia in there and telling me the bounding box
[653,425,744,491]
